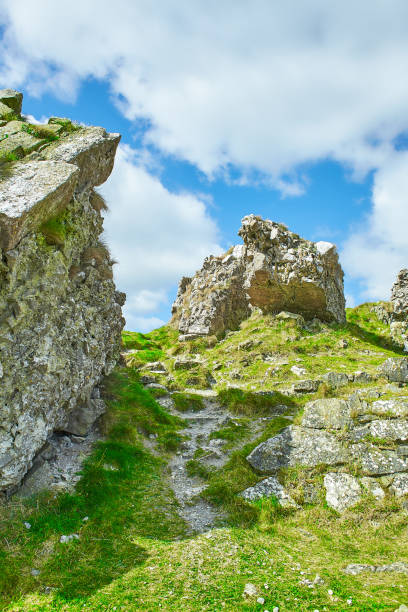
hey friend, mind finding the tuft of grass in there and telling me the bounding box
[39,216,67,246]
[172,392,204,412]
[89,190,109,213]
[217,388,295,416]
[185,459,213,479]
[209,419,250,445]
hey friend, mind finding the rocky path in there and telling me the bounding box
[156,392,283,533]
[157,394,231,533]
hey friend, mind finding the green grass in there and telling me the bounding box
[39,217,67,246]
[217,388,295,416]
[2,367,408,611]
[172,392,205,412]
[21,123,59,142]
[0,368,186,609]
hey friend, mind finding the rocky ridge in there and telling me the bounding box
[171,214,345,339]
[0,89,125,491]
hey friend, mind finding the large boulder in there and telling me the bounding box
[247,425,348,473]
[171,214,345,337]
[302,398,353,430]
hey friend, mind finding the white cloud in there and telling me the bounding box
[101,145,222,329]
[342,151,408,300]
[2,2,408,310]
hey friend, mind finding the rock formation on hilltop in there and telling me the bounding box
[171,214,345,338]
[0,89,125,490]
[390,269,408,350]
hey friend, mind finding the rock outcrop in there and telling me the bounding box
[171,214,345,338]
[246,391,408,512]
[0,90,125,490]
[390,269,408,350]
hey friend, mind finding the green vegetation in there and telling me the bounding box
[217,388,295,416]
[38,216,67,246]
[2,304,408,610]
[21,123,59,142]
[0,368,186,610]
[172,392,204,412]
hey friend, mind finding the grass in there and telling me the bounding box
[39,217,67,246]
[172,392,205,412]
[0,368,186,609]
[21,123,59,142]
[217,388,295,416]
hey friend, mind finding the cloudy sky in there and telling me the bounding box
[1,1,408,331]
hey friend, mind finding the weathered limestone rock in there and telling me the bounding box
[171,214,345,337]
[239,476,299,507]
[292,379,321,394]
[378,357,408,383]
[302,398,352,430]
[367,419,408,442]
[0,161,79,250]
[64,399,106,437]
[360,477,385,500]
[390,473,408,497]
[369,398,408,419]
[390,269,408,349]
[247,425,348,473]
[0,89,23,114]
[44,126,120,193]
[321,371,349,389]
[324,472,362,511]
[344,562,408,575]
[0,90,125,490]
[350,443,408,475]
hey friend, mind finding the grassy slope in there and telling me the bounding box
[130,303,403,394]
[2,304,408,611]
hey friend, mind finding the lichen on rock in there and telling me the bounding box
[0,90,125,491]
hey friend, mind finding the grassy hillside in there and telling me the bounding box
[1,304,408,611]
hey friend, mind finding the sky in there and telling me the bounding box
[1,1,408,331]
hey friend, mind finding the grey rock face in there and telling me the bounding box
[292,379,321,394]
[344,562,408,575]
[369,399,408,419]
[390,473,408,497]
[0,89,23,114]
[350,443,408,475]
[390,269,408,349]
[0,160,79,250]
[64,399,106,437]
[0,90,125,490]
[302,398,352,430]
[321,371,349,389]
[324,472,362,511]
[171,214,345,337]
[247,425,348,473]
[378,357,408,383]
[239,476,299,507]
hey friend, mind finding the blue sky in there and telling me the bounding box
[1,2,408,331]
